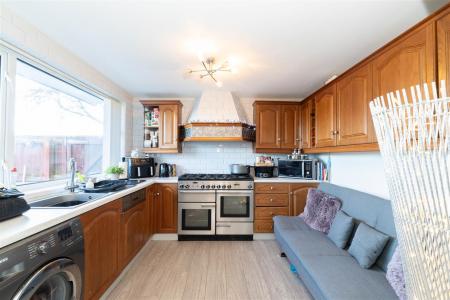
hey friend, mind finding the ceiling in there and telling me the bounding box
[3,0,447,98]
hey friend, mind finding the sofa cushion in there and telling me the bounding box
[386,247,407,300]
[348,223,390,268]
[300,188,342,233]
[318,183,397,271]
[274,216,349,257]
[300,255,398,300]
[327,210,354,248]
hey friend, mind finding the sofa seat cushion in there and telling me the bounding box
[274,216,349,257]
[300,255,398,300]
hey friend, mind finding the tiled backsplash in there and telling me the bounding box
[149,142,286,175]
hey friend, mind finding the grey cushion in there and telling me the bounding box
[327,210,354,248]
[348,223,390,268]
[300,255,398,300]
[274,216,349,257]
[318,182,397,271]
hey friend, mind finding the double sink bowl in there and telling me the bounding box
[29,179,146,209]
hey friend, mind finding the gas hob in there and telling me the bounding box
[178,173,253,190]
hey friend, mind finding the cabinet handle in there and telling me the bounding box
[270,198,273,202]
[270,186,273,190]
[277,138,281,141]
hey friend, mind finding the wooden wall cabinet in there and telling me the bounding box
[315,84,337,148]
[437,9,450,93]
[336,62,375,145]
[140,100,182,154]
[299,99,312,149]
[254,101,301,153]
[80,200,121,300]
[154,183,178,233]
[373,23,435,100]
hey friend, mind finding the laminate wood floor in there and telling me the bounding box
[106,240,312,300]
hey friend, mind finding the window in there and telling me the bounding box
[14,60,104,185]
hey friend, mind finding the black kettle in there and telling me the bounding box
[159,163,170,177]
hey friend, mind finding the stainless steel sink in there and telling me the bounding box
[30,193,109,208]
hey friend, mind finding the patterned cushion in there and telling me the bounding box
[386,247,407,300]
[300,188,342,233]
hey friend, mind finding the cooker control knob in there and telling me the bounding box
[227,185,232,189]
[248,184,253,189]
[200,185,205,189]
[211,185,215,189]
[185,184,190,189]
[37,241,50,255]
[206,185,210,189]
[222,185,226,189]
[179,185,184,189]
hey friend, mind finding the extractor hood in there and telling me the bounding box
[181,90,255,142]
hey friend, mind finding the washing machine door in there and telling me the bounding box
[13,258,82,300]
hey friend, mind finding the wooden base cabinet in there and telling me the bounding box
[119,190,148,271]
[80,200,121,300]
[289,183,319,216]
[254,182,318,233]
[154,183,178,233]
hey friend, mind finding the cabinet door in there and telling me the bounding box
[255,104,281,149]
[80,200,121,300]
[156,183,178,233]
[299,100,312,149]
[373,23,435,99]
[146,186,155,238]
[280,104,299,149]
[337,62,374,145]
[438,10,450,94]
[289,183,318,216]
[159,104,179,149]
[315,84,337,147]
[119,201,147,270]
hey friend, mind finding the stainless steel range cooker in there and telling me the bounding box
[178,174,254,240]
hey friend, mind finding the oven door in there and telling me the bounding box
[216,190,254,222]
[178,202,216,235]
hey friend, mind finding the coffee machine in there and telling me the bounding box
[127,157,155,178]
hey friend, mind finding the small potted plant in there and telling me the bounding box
[106,166,124,180]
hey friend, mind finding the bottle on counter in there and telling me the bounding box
[9,167,17,188]
[119,157,128,179]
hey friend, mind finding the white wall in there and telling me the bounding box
[0,4,134,157]
[318,152,389,199]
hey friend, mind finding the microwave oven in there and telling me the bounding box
[278,159,317,179]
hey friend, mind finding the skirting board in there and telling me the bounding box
[151,233,274,240]
[151,233,178,240]
[253,233,275,240]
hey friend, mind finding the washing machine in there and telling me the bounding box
[0,217,84,300]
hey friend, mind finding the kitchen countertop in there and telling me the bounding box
[0,177,177,249]
[0,176,320,249]
[253,177,322,183]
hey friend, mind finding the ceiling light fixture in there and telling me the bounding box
[188,56,233,87]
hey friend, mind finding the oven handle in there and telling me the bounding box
[216,224,232,228]
[216,190,253,195]
[200,204,216,208]
[179,190,215,194]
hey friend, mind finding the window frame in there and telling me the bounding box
[0,41,123,194]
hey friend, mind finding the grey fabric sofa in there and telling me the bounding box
[274,182,398,300]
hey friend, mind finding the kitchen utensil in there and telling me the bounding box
[230,164,251,175]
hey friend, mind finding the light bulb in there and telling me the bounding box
[216,81,223,87]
